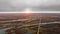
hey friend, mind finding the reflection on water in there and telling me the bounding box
[0,30,6,34]
[0,24,38,34]
[0,22,60,34]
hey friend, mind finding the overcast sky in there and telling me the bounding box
[0,0,60,12]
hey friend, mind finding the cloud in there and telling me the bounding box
[31,0,60,11]
[0,0,26,11]
[0,0,60,11]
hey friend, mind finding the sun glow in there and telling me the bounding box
[24,8,32,13]
[24,8,32,18]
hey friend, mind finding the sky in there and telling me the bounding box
[0,0,60,12]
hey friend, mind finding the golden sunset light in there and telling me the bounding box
[24,8,32,13]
